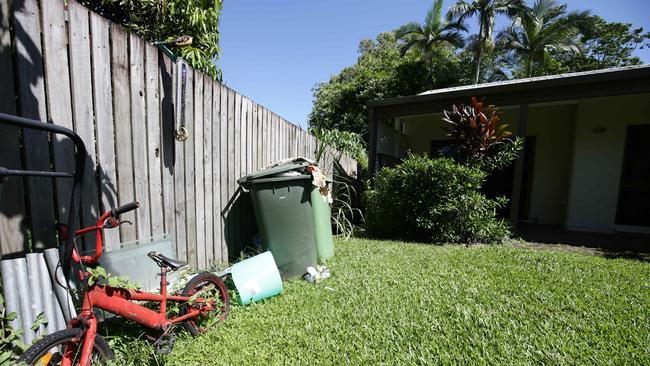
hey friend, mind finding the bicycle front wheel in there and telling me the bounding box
[17,327,113,365]
[180,272,230,336]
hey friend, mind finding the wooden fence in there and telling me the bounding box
[0,0,357,268]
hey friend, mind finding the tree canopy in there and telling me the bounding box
[496,0,591,77]
[447,0,523,83]
[309,32,432,136]
[395,0,466,88]
[310,0,649,138]
[81,0,223,79]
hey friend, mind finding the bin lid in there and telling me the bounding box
[237,159,311,185]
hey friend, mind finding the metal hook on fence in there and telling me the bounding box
[174,127,189,141]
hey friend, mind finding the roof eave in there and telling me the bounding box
[367,65,650,109]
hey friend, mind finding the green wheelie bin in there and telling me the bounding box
[311,178,334,263]
[238,161,319,279]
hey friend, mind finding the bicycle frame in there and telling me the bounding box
[62,209,215,366]
[68,212,214,327]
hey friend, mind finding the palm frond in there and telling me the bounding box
[425,0,445,33]
[399,38,422,57]
[395,22,425,39]
[441,31,466,49]
[445,0,475,22]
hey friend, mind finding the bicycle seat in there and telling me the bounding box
[147,251,188,271]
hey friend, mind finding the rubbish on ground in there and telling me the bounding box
[303,266,331,284]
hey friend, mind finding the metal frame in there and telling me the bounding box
[0,112,87,273]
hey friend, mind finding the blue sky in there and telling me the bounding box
[218,0,650,129]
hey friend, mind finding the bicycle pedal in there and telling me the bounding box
[154,332,176,355]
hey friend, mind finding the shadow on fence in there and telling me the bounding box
[222,187,258,262]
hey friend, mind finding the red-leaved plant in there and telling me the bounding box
[442,97,515,168]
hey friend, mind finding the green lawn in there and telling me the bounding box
[116,238,650,365]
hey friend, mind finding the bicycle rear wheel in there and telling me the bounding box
[17,327,113,365]
[179,272,230,336]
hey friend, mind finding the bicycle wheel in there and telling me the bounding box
[179,272,230,336]
[17,327,113,365]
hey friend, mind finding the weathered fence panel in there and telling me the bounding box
[91,11,120,249]
[111,25,137,243]
[14,0,56,251]
[0,0,357,267]
[0,0,25,256]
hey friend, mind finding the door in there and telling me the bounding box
[615,125,650,227]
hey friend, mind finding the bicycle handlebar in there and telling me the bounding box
[71,202,140,266]
[112,201,140,217]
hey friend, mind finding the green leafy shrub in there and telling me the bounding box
[80,0,223,79]
[309,128,366,164]
[365,154,510,244]
[310,128,366,240]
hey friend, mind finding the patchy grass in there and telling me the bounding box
[115,239,650,365]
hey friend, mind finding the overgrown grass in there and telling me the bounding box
[116,239,649,365]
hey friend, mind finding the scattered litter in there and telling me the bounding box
[302,266,331,284]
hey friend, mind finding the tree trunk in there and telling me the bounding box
[526,57,533,78]
[474,33,485,84]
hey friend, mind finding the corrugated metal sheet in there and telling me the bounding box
[43,248,77,323]
[1,259,21,331]
[1,253,68,346]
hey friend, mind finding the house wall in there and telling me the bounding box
[526,104,576,225]
[565,93,650,232]
[398,94,650,232]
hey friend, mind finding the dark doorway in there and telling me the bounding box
[430,139,453,158]
[615,125,650,226]
[482,137,536,219]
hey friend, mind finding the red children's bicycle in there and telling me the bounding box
[0,113,230,366]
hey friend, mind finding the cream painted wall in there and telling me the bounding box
[526,104,575,225]
[565,93,650,232]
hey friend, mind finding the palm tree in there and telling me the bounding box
[496,0,591,77]
[396,0,467,87]
[447,0,523,84]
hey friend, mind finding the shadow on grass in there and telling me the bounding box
[514,223,650,262]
